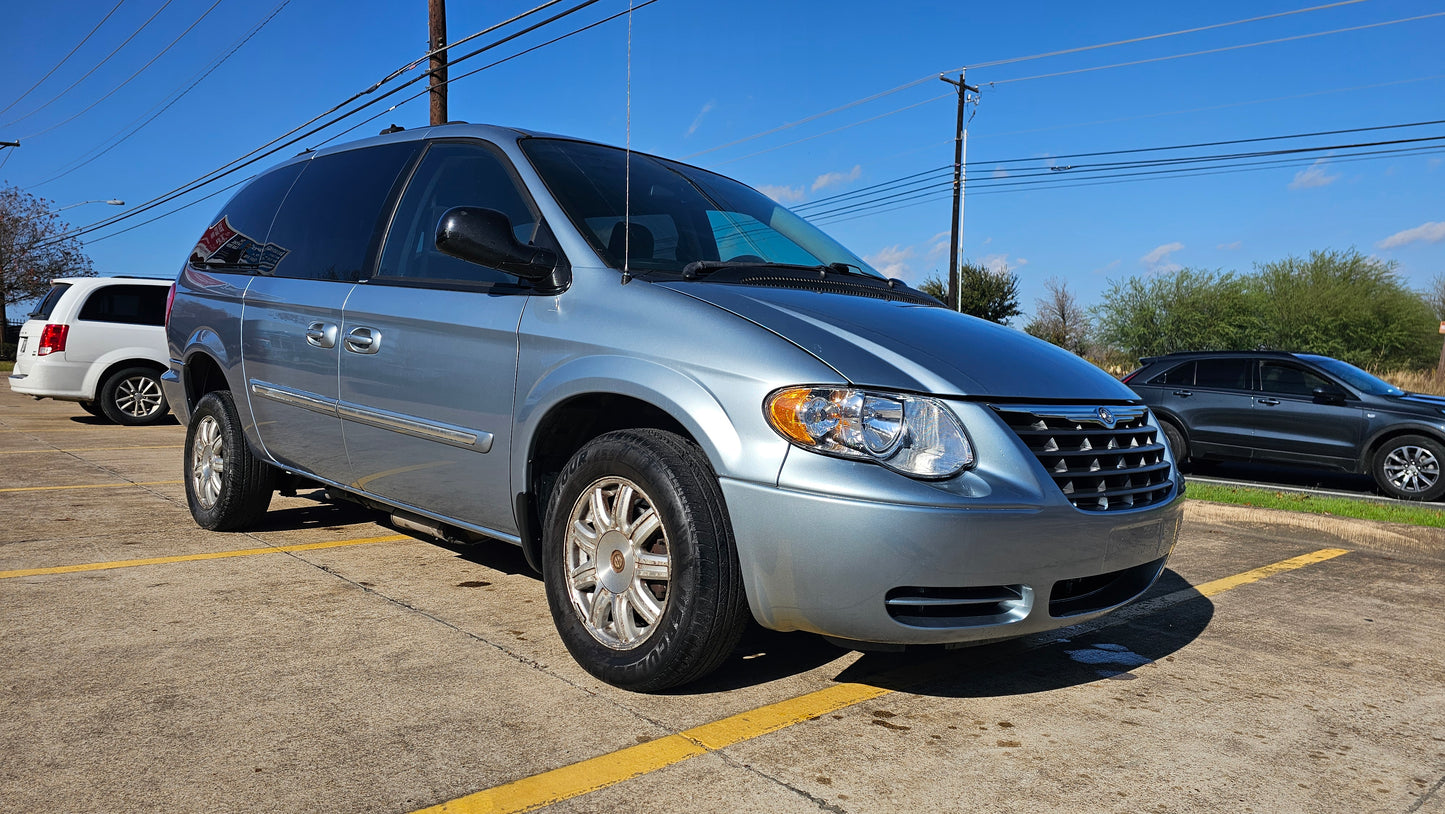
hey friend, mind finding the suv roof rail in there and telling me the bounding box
[111,275,173,280]
[1147,349,1300,360]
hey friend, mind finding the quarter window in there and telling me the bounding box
[29,284,72,319]
[190,163,303,272]
[77,285,168,326]
[1147,361,1194,386]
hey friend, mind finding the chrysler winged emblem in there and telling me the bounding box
[1096,406,1116,428]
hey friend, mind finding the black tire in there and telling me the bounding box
[542,429,749,692]
[78,400,107,419]
[1371,434,1445,501]
[1160,421,1188,465]
[184,391,274,530]
[98,366,170,425]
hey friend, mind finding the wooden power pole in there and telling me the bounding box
[940,71,978,312]
[428,0,448,126]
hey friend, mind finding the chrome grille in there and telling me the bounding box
[991,404,1174,512]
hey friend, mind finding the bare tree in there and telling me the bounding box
[1025,276,1091,355]
[1427,272,1445,322]
[0,184,95,330]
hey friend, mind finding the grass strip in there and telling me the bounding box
[1188,482,1445,528]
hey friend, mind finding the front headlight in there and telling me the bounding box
[765,386,974,478]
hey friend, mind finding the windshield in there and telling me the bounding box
[1299,354,1405,396]
[520,138,880,278]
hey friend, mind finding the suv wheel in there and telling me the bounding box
[78,400,107,419]
[542,429,748,691]
[1372,435,1445,501]
[99,366,169,425]
[1160,421,1188,465]
[185,391,274,530]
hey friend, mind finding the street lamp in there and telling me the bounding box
[55,199,124,212]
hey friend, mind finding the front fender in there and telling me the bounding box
[512,354,784,494]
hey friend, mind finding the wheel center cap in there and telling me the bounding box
[597,530,632,594]
[610,550,625,572]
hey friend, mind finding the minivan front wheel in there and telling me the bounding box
[185,391,274,530]
[100,366,169,425]
[542,429,748,691]
[1372,434,1445,501]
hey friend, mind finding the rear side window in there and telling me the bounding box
[265,142,420,281]
[77,284,168,326]
[29,284,72,319]
[1194,358,1252,390]
[190,162,304,273]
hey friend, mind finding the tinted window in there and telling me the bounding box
[77,284,167,326]
[376,142,538,287]
[1147,361,1195,386]
[29,284,72,319]
[189,162,303,272]
[1299,354,1403,396]
[1194,358,1252,390]
[1259,361,1333,397]
[265,142,420,281]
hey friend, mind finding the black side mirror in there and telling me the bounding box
[435,207,559,283]
[1312,386,1347,405]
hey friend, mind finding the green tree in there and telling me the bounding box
[1025,277,1091,355]
[1093,267,1258,358]
[1,184,94,330]
[1426,272,1445,322]
[918,263,1021,324]
[1248,249,1435,369]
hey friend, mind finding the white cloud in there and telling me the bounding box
[685,101,715,138]
[1288,159,1339,190]
[925,231,951,260]
[991,166,1009,179]
[1377,221,1445,249]
[811,164,862,193]
[977,253,1015,274]
[865,244,914,279]
[1216,240,1242,251]
[1140,242,1184,274]
[757,184,805,203]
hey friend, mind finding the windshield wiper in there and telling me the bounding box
[681,260,879,281]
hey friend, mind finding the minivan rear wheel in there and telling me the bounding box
[1372,434,1445,501]
[185,391,274,530]
[542,429,748,691]
[99,366,169,425]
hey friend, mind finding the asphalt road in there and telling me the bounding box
[2,388,1443,814]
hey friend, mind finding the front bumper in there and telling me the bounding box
[721,462,1184,647]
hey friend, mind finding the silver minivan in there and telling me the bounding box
[163,124,1183,690]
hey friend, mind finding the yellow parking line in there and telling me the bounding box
[412,547,1352,814]
[0,480,184,493]
[0,427,178,432]
[0,445,183,455]
[0,534,410,579]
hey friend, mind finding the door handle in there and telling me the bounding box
[1171,390,1193,397]
[344,326,381,354]
[1257,398,1281,406]
[305,322,338,349]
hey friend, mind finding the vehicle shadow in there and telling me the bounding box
[682,569,1212,696]
[66,414,181,426]
[247,497,384,532]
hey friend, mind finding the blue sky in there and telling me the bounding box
[2,0,1442,321]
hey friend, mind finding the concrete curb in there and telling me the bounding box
[1185,498,1445,556]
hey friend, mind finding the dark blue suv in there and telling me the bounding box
[1125,351,1445,501]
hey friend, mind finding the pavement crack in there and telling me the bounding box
[714,756,850,814]
[1407,770,1445,813]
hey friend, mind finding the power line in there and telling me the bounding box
[21,0,227,140]
[58,1,657,247]
[0,0,128,119]
[685,0,1386,160]
[988,11,1445,87]
[793,119,1445,214]
[30,0,293,188]
[3,0,178,128]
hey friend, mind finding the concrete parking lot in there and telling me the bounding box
[2,386,1443,814]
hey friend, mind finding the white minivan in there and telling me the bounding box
[9,276,172,425]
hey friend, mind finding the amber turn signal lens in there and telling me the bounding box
[766,388,816,445]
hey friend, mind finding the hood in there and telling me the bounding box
[1397,393,1445,410]
[658,281,1137,400]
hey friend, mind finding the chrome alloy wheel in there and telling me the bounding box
[116,374,164,418]
[191,415,226,510]
[564,476,672,650]
[1383,444,1440,495]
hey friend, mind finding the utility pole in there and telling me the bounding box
[940,71,978,312]
[428,0,448,126]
